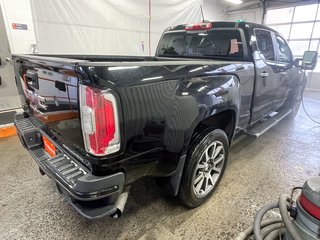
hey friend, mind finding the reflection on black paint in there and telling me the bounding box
[15,56,255,183]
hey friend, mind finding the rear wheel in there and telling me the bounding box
[178,129,229,208]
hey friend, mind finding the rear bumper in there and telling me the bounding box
[14,113,125,219]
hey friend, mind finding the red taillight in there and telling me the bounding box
[299,193,320,220]
[80,85,120,156]
[185,22,212,31]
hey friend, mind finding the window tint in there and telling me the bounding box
[255,30,275,61]
[158,32,186,55]
[275,35,292,63]
[157,30,244,59]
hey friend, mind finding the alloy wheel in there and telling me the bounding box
[192,141,225,198]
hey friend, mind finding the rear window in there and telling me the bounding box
[157,29,244,59]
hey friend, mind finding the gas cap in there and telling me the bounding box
[299,176,320,220]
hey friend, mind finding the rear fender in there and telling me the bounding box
[165,74,240,196]
[177,74,240,157]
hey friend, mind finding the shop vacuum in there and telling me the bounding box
[236,176,320,240]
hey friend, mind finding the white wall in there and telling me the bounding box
[30,0,198,56]
[307,73,320,90]
[0,0,37,54]
[225,8,262,23]
[203,0,225,21]
[29,0,226,56]
[0,0,226,56]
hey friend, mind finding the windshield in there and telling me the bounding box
[157,29,244,59]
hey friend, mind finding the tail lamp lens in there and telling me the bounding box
[80,85,120,156]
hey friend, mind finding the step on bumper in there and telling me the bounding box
[14,113,125,219]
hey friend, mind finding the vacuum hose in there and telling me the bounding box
[278,194,302,240]
[253,202,279,240]
[236,194,302,240]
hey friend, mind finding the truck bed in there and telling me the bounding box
[13,54,254,175]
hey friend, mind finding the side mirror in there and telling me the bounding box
[302,51,318,70]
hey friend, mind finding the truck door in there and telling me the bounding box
[272,34,293,109]
[251,29,280,123]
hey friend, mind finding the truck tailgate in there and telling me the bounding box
[13,55,85,149]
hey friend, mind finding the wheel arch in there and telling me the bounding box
[165,108,237,196]
[190,109,237,146]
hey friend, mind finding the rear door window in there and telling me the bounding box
[255,29,275,61]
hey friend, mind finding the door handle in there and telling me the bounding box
[259,72,269,77]
[280,71,288,76]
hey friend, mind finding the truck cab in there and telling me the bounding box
[156,21,308,127]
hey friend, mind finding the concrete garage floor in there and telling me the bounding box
[0,91,320,240]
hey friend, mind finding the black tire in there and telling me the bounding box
[178,128,229,208]
[288,85,303,120]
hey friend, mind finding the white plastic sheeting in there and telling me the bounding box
[30,0,203,55]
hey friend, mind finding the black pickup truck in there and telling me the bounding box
[13,21,318,219]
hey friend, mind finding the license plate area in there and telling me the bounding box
[42,135,56,157]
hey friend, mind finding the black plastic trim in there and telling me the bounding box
[14,113,126,219]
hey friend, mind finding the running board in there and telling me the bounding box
[244,109,292,138]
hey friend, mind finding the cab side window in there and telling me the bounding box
[255,29,275,61]
[275,35,292,63]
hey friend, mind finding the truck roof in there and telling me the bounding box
[165,21,278,34]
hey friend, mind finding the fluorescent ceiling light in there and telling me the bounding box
[225,0,243,4]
